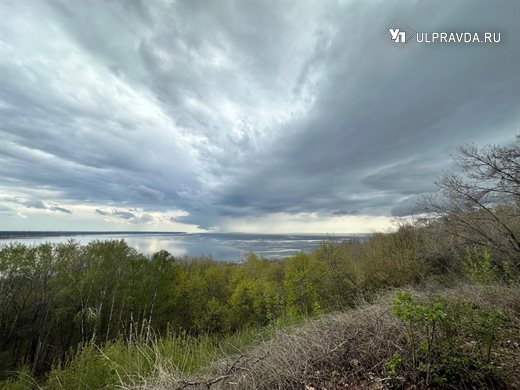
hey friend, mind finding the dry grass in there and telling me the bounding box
[127,284,520,390]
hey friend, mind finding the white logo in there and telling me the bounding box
[381,18,416,50]
[389,28,405,43]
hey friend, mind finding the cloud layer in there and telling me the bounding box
[0,0,518,232]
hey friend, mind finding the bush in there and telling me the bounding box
[461,247,498,284]
[390,290,507,388]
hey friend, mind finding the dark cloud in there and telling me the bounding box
[112,211,135,220]
[96,209,110,216]
[360,156,444,195]
[5,198,73,214]
[94,208,161,224]
[49,206,72,214]
[22,199,46,209]
[202,1,519,222]
[332,210,360,216]
[0,0,518,231]
[128,185,165,202]
[390,197,422,217]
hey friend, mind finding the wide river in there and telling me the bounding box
[0,232,368,261]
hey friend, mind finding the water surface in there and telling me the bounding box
[0,232,367,261]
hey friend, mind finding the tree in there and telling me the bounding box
[284,252,320,315]
[420,137,520,266]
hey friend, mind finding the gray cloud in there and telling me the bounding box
[0,0,518,231]
[0,205,14,215]
[199,1,519,222]
[332,210,360,216]
[94,208,163,225]
[5,198,73,214]
[390,196,422,217]
[22,199,47,209]
[49,205,72,214]
[112,211,135,220]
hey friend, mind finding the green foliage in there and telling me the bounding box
[462,247,498,284]
[360,227,427,293]
[393,291,447,324]
[386,352,402,379]
[43,318,299,389]
[284,252,320,315]
[44,334,215,389]
[228,253,286,329]
[0,366,38,390]
[390,291,507,387]
[0,242,286,383]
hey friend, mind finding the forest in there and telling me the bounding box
[0,138,519,389]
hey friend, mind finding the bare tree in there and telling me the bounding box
[419,137,520,265]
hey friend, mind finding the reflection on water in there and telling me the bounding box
[0,233,367,261]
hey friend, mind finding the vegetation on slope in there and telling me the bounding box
[131,284,519,390]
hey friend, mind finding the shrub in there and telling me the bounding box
[390,290,507,388]
[462,247,498,284]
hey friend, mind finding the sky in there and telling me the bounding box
[0,0,518,233]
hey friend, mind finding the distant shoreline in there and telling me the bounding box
[0,231,187,239]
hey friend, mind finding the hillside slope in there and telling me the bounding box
[129,283,520,389]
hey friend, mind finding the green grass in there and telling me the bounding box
[0,312,305,389]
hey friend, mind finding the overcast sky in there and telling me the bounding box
[0,0,518,233]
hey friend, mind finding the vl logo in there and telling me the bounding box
[389,28,405,43]
[382,18,417,50]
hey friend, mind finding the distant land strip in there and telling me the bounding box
[0,231,187,239]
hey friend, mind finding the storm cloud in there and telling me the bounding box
[0,0,518,232]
